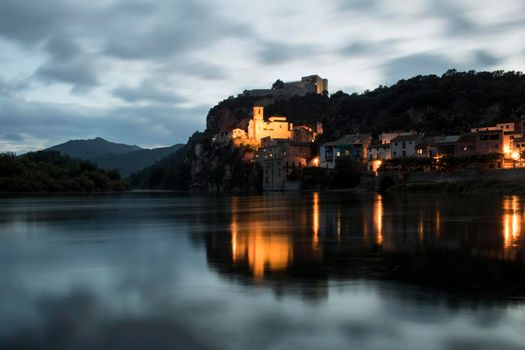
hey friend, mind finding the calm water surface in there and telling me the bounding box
[1,192,525,350]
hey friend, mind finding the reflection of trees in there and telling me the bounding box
[202,193,525,298]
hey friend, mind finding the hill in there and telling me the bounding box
[90,144,184,177]
[133,70,525,191]
[205,70,525,139]
[49,137,142,160]
[47,137,183,177]
[0,151,128,192]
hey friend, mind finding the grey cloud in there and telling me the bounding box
[257,41,317,65]
[475,51,501,68]
[35,57,99,92]
[1,132,24,141]
[113,81,186,105]
[429,0,477,34]
[338,0,379,12]
[339,42,374,56]
[338,39,399,58]
[101,1,252,60]
[383,53,456,84]
[153,60,228,81]
[0,77,32,96]
[0,0,249,91]
[0,0,71,44]
[44,35,81,61]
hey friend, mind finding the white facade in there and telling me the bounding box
[390,135,420,158]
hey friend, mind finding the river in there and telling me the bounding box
[0,192,524,350]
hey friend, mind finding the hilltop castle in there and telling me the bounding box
[241,75,328,99]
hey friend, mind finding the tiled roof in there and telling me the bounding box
[390,134,419,142]
[437,135,461,143]
[324,134,372,146]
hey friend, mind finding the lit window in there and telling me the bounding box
[336,151,341,157]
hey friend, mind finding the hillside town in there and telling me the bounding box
[210,75,525,191]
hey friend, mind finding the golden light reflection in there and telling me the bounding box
[313,192,320,248]
[417,212,424,242]
[435,209,441,238]
[374,194,383,245]
[337,207,341,242]
[230,198,293,279]
[503,196,521,249]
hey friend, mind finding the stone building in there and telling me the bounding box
[248,106,293,146]
[242,75,328,99]
[257,137,312,191]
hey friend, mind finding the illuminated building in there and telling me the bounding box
[320,134,372,168]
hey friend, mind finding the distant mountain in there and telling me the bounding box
[49,137,142,160]
[47,137,184,177]
[90,144,184,177]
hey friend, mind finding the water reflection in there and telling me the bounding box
[503,196,522,249]
[230,197,293,279]
[374,194,383,245]
[210,193,525,294]
[2,193,525,350]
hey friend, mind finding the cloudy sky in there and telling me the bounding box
[1,0,524,152]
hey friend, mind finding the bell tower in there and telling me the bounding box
[249,106,264,142]
[253,106,264,121]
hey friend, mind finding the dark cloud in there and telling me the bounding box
[1,132,24,141]
[338,39,399,57]
[44,35,81,61]
[257,41,317,65]
[35,57,99,92]
[0,0,249,92]
[338,0,379,12]
[475,50,501,68]
[113,81,186,105]
[429,0,477,34]
[101,1,252,60]
[0,0,71,44]
[383,53,456,84]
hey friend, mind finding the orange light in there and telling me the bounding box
[512,151,520,160]
[312,157,320,167]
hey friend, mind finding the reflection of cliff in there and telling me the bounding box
[203,193,525,298]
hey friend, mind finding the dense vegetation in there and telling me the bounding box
[89,144,184,177]
[129,146,190,190]
[206,70,525,140]
[0,151,128,192]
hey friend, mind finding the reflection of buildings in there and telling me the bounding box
[230,198,293,279]
[503,196,521,251]
[202,193,525,299]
